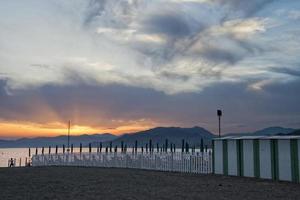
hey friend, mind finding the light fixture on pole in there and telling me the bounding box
[67,120,71,153]
[217,110,222,138]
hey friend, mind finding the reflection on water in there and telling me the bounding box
[0,148,92,167]
[0,147,211,167]
[0,148,30,167]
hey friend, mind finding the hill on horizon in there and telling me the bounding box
[224,126,296,137]
[0,133,117,148]
[286,129,300,136]
[0,126,298,148]
[101,126,215,148]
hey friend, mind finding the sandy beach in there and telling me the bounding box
[0,167,299,200]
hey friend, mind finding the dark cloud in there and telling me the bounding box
[199,46,243,65]
[198,37,266,65]
[271,67,300,77]
[135,2,267,66]
[83,0,107,26]
[214,0,275,17]
[0,79,7,95]
[160,72,190,81]
[1,77,300,133]
[142,13,192,38]
[134,6,208,64]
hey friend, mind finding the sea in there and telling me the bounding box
[0,147,210,167]
[0,148,92,167]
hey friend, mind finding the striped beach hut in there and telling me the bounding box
[213,136,300,182]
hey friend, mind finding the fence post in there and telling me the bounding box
[165,139,168,152]
[100,142,102,153]
[110,142,113,153]
[182,140,185,153]
[48,146,51,154]
[185,142,189,153]
[150,139,153,153]
[55,145,58,154]
[63,145,65,154]
[200,138,204,153]
[35,147,38,155]
[121,141,124,153]
[135,140,138,153]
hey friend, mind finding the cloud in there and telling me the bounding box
[83,0,107,26]
[0,0,299,96]
[0,78,299,136]
[288,10,300,20]
[1,0,300,137]
[271,67,300,77]
[141,12,193,38]
[210,0,275,17]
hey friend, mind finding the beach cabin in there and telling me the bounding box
[213,136,300,182]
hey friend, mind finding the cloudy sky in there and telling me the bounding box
[0,0,300,138]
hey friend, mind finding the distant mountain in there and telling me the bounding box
[253,127,295,136]
[225,126,296,137]
[2,126,295,148]
[286,129,300,136]
[0,133,117,148]
[102,127,215,148]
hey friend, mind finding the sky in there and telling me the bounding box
[0,0,300,139]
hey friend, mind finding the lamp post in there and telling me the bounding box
[67,120,71,153]
[217,110,222,138]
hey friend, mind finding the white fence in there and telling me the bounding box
[32,152,212,174]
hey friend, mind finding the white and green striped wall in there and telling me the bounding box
[212,136,300,182]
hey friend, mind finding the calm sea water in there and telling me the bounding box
[0,148,210,167]
[0,148,29,167]
[0,148,94,167]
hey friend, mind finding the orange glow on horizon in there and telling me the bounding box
[0,121,154,139]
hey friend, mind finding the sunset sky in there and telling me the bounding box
[0,0,300,139]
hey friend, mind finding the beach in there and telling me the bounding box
[0,167,299,200]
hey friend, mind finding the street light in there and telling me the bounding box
[67,120,71,153]
[217,110,222,138]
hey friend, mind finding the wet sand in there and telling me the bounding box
[0,167,299,200]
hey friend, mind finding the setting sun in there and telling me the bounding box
[0,121,155,138]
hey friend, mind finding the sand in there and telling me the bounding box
[0,167,299,200]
